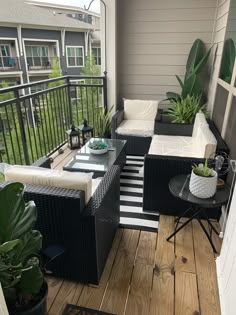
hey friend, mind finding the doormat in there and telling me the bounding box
[62,304,116,315]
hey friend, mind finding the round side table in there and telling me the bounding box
[166,174,230,253]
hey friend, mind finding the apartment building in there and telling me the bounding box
[0,0,101,89]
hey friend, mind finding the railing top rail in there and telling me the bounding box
[0,75,106,94]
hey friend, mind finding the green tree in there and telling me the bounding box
[48,58,64,88]
[78,52,102,134]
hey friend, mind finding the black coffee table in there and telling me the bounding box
[63,138,127,178]
[166,174,230,252]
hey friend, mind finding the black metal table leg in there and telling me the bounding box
[166,208,202,241]
[197,219,218,253]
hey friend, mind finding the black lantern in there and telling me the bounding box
[66,124,80,149]
[79,119,94,145]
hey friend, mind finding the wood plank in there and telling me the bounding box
[192,219,221,315]
[77,229,123,310]
[175,219,196,273]
[175,272,200,315]
[135,231,157,266]
[51,147,76,170]
[150,216,175,315]
[46,277,63,311]
[48,280,84,315]
[124,263,153,315]
[100,229,140,315]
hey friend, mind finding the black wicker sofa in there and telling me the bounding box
[0,160,120,285]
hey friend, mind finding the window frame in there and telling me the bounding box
[91,47,101,66]
[66,46,84,68]
[25,45,49,68]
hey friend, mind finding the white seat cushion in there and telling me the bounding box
[123,99,159,121]
[116,120,154,137]
[149,135,202,157]
[4,165,93,203]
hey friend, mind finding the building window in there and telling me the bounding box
[92,47,101,65]
[25,46,49,68]
[0,44,11,67]
[66,46,84,67]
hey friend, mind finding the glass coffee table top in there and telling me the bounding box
[63,138,126,174]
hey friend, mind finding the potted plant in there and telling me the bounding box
[0,182,47,315]
[155,95,207,136]
[88,140,108,155]
[95,105,114,138]
[189,160,217,199]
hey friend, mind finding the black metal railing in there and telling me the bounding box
[0,75,107,165]
[0,57,21,71]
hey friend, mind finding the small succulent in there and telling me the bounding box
[88,140,108,150]
[192,160,215,177]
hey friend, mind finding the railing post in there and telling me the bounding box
[66,76,73,124]
[103,71,108,113]
[14,89,30,165]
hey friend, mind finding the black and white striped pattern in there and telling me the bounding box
[120,155,159,232]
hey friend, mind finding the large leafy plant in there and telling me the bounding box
[219,38,236,84]
[167,95,207,124]
[167,39,211,100]
[0,182,43,312]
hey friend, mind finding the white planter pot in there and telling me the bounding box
[189,170,217,199]
[89,147,108,155]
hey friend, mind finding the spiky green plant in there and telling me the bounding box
[192,160,215,177]
[95,105,114,138]
[167,95,207,124]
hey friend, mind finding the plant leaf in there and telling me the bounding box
[0,240,21,253]
[185,39,205,79]
[176,75,184,89]
[17,265,43,295]
[166,92,181,101]
[0,183,37,243]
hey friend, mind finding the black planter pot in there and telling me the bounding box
[155,110,193,136]
[9,282,48,315]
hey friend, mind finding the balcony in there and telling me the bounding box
[0,75,107,165]
[0,56,21,72]
[27,56,57,71]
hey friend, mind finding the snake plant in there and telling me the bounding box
[219,38,236,84]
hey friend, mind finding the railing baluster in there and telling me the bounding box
[4,104,17,164]
[14,89,30,165]
[10,102,23,164]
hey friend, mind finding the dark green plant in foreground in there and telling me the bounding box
[192,160,215,177]
[167,39,211,100]
[0,182,43,312]
[167,95,207,124]
[220,38,236,84]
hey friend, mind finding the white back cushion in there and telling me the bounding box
[4,166,93,204]
[195,126,217,158]
[123,99,159,121]
[116,120,154,137]
[192,112,208,138]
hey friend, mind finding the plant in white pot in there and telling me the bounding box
[189,160,217,198]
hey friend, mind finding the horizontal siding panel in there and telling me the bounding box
[120,84,180,95]
[119,65,186,76]
[118,93,167,102]
[119,54,188,66]
[126,33,213,44]
[125,8,217,22]
[120,75,184,86]
[123,20,215,34]
[125,0,217,10]
[216,13,229,32]
[217,1,230,19]
[214,27,227,43]
[124,43,212,55]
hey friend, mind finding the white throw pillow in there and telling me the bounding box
[123,98,159,121]
[4,165,93,203]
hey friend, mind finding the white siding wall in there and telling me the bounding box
[117,0,218,105]
[217,179,236,315]
[208,0,231,113]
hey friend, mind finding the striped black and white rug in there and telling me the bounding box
[119,155,159,232]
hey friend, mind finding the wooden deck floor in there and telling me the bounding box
[47,216,222,315]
